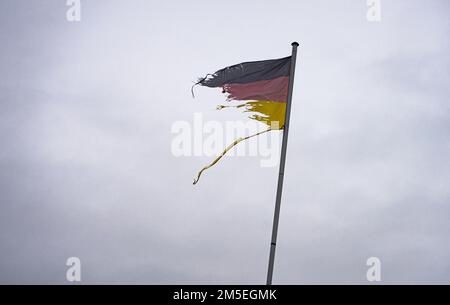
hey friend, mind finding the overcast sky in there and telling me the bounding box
[0,0,449,284]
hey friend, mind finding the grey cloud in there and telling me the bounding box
[0,0,449,284]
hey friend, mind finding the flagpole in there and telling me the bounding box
[266,42,299,285]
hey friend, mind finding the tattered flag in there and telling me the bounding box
[192,56,291,184]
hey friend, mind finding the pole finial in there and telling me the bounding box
[291,41,299,47]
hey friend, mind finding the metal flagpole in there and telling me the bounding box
[266,42,299,285]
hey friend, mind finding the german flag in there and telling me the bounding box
[192,56,292,184]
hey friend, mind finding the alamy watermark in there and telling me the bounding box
[66,257,81,282]
[366,0,381,22]
[366,257,381,282]
[171,113,282,168]
[66,0,81,22]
